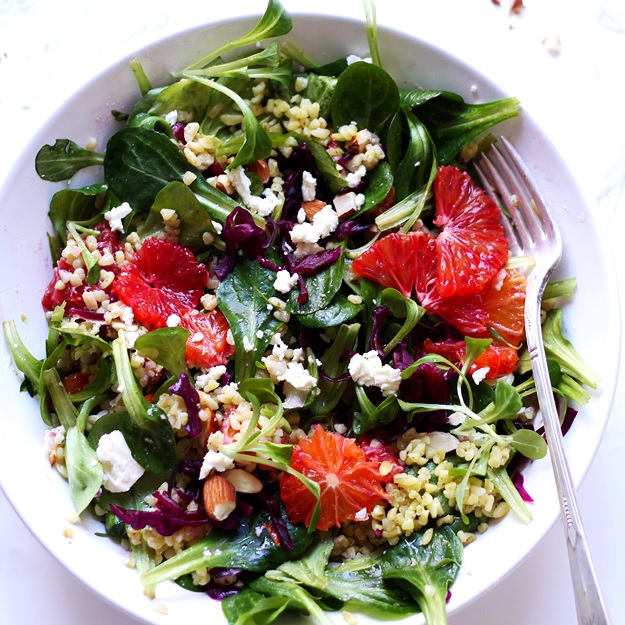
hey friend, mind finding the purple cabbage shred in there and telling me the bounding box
[256,492,294,550]
[214,207,275,279]
[169,373,202,438]
[369,306,390,358]
[67,307,106,322]
[512,471,534,503]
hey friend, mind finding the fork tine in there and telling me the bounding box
[474,154,528,255]
[499,136,562,246]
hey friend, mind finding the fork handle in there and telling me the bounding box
[527,294,611,625]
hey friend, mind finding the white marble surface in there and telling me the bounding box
[0,1,624,624]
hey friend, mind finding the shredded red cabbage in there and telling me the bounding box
[369,306,390,358]
[214,207,275,279]
[512,471,534,503]
[169,372,202,438]
[172,123,186,143]
[255,492,294,550]
[284,246,342,276]
[205,584,240,600]
[67,308,106,322]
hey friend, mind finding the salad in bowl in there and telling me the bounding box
[1,1,602,624]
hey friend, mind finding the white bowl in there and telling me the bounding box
[0,9,620,625]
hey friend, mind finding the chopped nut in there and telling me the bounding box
[203,474,237,521]
[345,128,372,153]
[223,468,263,493]
[247,159,271,183]
[333,192,360,220]
[215,174,234,194]
[301,199,327,220]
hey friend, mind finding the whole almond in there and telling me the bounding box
[203,474,237,521]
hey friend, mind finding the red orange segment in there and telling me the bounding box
[280,426,390,531]
[112,238,208,329]
[433,165,508,298]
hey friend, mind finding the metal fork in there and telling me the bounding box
[475,136,611,625]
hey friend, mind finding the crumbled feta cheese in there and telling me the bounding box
[226,329,235,345]
[290,204,339,256]
[104,202,132,233]
[348,350,402,396]
[273,269,299,294]
[345,165,367,188]
[96,430,145,493]
[414,431,460,453]
[267,296,287,310]
[227,166,281,217]
[195,365,227,389]
[301,170,317,201]
[199,450,235,479]
[347,294,363,305]
[243,335,254,352]
[354,507,369,521]
[166,314,181,327]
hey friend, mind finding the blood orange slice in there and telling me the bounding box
[113,238,208,329]
[350,232,421,299]
[433,165,508,298]
[481,268,526,347]
[280,426,390,531]
[181,309,234,369]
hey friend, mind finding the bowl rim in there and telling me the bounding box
[0,9,620,625]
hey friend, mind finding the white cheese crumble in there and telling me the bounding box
[165,110,178,125]
[227,166,281,217]
[200,450,235,479]
[290,204,339,258]
[273,269,299,294]
[301,170,317,201]
[413,431,460,453]
[104,201,132,233]
[345,165,367,188]
[348,350,402,397]
[166,314,181,327]
[195,365,227,389]
[243,335,255,352]
[96,430,145,493]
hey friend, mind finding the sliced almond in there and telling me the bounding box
[302,199,327,220]
[203,474,237,521]
[215,173,234,195]
[247,159,271,183]
[223,468,263,494]
[333,192,358,220]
